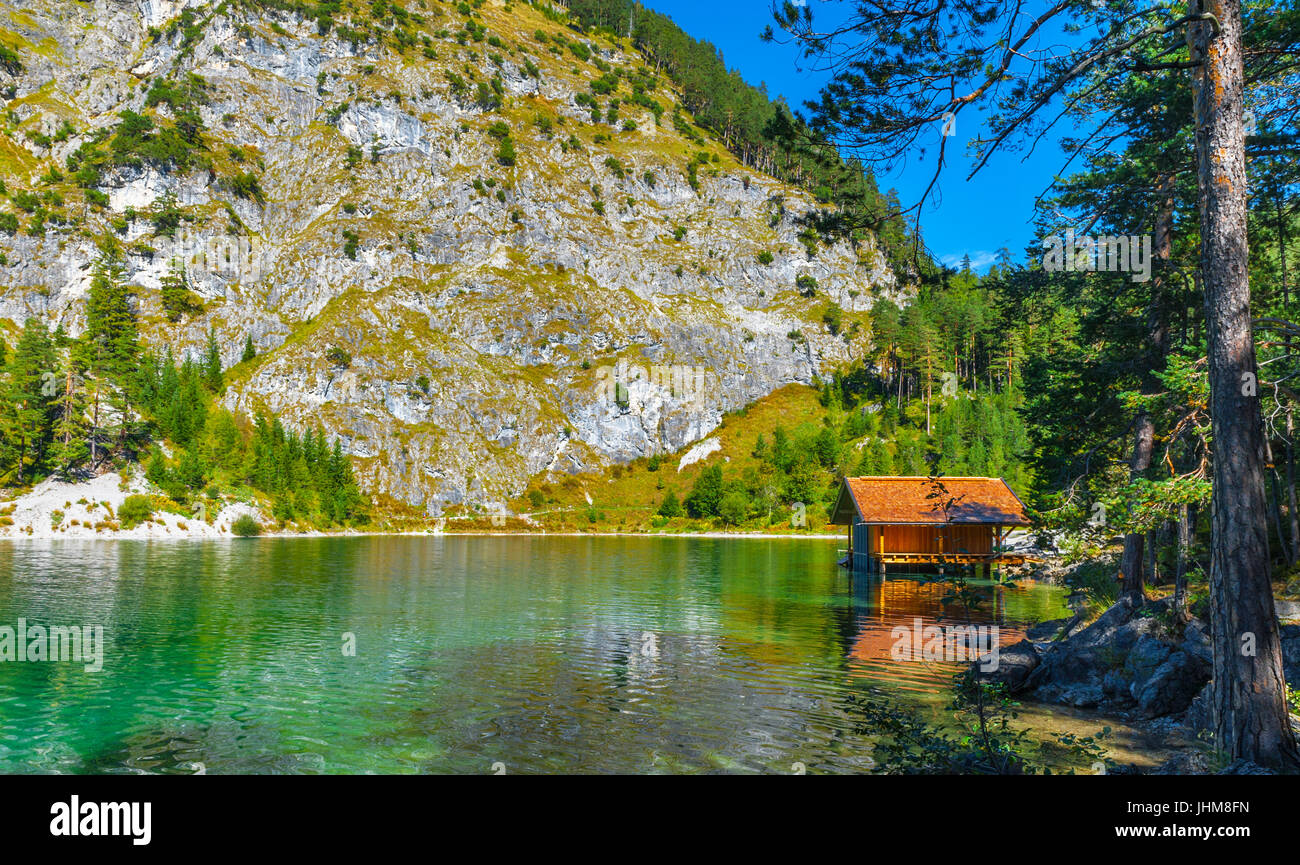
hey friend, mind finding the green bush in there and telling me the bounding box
[496,136,516,166]
[822,304,843,336]
[657,490,683,518]
[227,171,264,202]
[718,491,750,526]
[118,495,154,529]
[0,44,23,75]
[231,514,262,537]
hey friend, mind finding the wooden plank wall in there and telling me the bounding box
[878,524,993,555]
[852,523,872,565]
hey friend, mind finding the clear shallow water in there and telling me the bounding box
[0,536,1070,774]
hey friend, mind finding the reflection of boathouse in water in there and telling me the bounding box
[843,560,1031,692]
[829,476,1031,576]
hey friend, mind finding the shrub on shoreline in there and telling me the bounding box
[118,495,154,529]
[231,514,262,537]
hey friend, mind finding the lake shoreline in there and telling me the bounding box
[1,472,847,542]
[0,468,859,543]
[0,528,844,542]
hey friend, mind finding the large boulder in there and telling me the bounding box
[1133,650,1211,718]
[969,595,1284,723]
[970,639,1040,691]
[1124,634,1173,695]
[1010,597,1215,718]
[1023,596,1156,701]
[1026,613,1086,643]
[1182,619,1213,666]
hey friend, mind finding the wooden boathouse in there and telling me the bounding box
[830,476,1030,575]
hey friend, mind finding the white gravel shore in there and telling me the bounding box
[0,473,267,541]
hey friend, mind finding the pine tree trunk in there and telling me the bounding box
[90,381,99,468]
[1148,528,1160,586]
[1265,436,1292,565]
[1278,196,1289,308]
[1288,409,1299,558]
[1117,176,1175,601]
[1189,0,1300,769]
[1175,503,1191,621]
[62,366,72,451]
[1118,412,1153,601]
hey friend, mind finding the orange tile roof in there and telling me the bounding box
[837,476,1030,525]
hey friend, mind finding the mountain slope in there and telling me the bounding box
[0,0,901,514]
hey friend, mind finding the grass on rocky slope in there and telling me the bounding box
[495,383,841,534]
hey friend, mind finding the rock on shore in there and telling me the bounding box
[973,596,1300,726]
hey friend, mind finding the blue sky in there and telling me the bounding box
[638,0,1075,273]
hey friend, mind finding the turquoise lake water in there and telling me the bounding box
[0,536,1070,774]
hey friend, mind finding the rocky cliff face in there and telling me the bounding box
[0,0,900,513]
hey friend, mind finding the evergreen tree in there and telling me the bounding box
[159,259,200,322]
[771,0,1299,769]
[202,328,223,393]
[48,351,90,479]
[84,249,138,379]
[657,489,682,518]
[82,248,142,460]
[857,437,893,476]
[784,453,822,505]
[684,464,724,518]
[2,318,56,482]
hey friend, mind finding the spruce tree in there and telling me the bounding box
[85,250,138,379]
[684,464,724,518]
[202,328,223,392]
[857,437,893,476]
[48,351,90,478]
[82,249,142,459]
[2,318,56,482]
[160,259,200,322]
